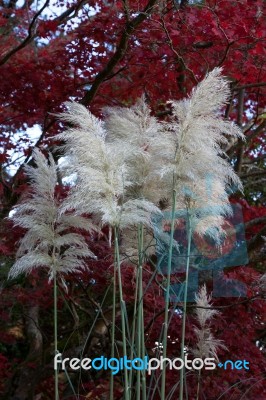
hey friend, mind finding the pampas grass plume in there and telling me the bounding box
[193,285,226,360]
[8,149,97,282]
[56,101,162,230]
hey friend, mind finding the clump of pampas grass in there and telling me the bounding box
[55,102,163,400]
[8,149,97,282]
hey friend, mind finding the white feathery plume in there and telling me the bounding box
[192,285,226,360]
[104,95,171,204]
[162,67,245,239]
[56,101,161,230]
[103,96,175,260]
[8,149,97,282]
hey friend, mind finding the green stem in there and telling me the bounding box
[179,210,192,400]
[128,263,139,395]
[196,368,202,400]
[114,226,129,400]
[137,224,146,400]
[54,272,59,400]
[161,189,177,399]
[110,267,116,400]
[136,226,142,400]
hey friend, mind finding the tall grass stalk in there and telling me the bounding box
[134,238,142,400]
[114,226,129,400]
[128,263,139,397]
[179,210,192,400]
[110,267,116,400]
[128,224,146,400]
[137,224,146,400]
[54,271,59,400]
[196,369,202,400]
[161,189,177,399]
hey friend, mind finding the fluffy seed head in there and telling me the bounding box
[162,68,244,240]
[57,101,162,230]
[193,285,226,360]
[8,149,97,282]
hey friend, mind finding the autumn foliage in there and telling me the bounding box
[0,1,266,399]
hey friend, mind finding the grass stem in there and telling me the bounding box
[54,272,59,400]
[114,226,129,400]
[179,210,192,400]
[161,189,177,399]
[110,268,116,400]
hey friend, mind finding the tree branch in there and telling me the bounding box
[0,0,91,66]
[245,216,266,229]
[0,0,50,66]
[240,170,266,179]
[144,295,262,333]
[233,82,266,91]
[246,119,266,143]
[235,89,245,173]
[55,0,89,23]
[243,153,266,164]
[80,0,159,106]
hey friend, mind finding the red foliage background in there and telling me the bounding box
[0,1,265,399]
